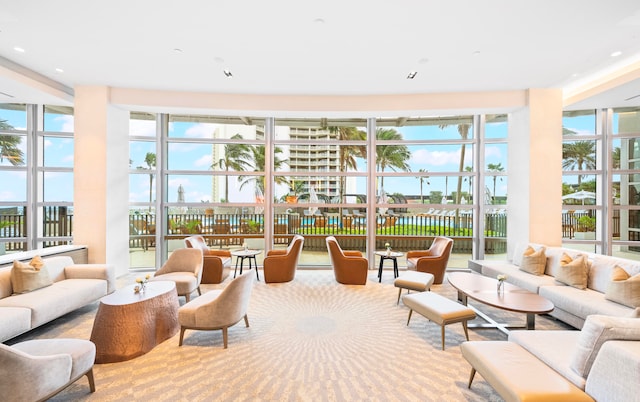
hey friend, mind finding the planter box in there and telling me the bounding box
[574,231,596,240]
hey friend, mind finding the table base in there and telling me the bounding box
[234,255,260,281]
[458,292,537,335]
[377,255,399,283]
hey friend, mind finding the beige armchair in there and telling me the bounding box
[0,338,96,402]
[406,236,454,284]
[184,235,231,284]
[150,248,203,302]
[178,270,255,348]
[263,235,304,283]
[326,236,368,285]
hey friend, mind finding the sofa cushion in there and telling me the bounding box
[555,254,588,290]
[588,255,640,294]
[570,315,640,378]
[519,246,546,275]
[539,285,633,321]
[605,267,640,308]
[480,261,556,293]
[0,306,31,342]
[11,257,53,294]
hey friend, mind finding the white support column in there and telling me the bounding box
[508,89,563,255]
[74,86,129,276]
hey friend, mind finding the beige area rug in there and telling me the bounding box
[11,269,574,402]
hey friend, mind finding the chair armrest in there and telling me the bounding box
[407,251,432,258]
[343,250,363,257]
[586,341,640,402]
[267,249,288,256]
[65,264,117,294]
[0,348,72,400]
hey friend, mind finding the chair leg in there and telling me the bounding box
[185,293,190,303]
[222,327,228,349]
[197,286,202,296]
[406,309,413,326]
[86,368,96,392]
[468,368,476,388]
[397,288,402,305]
[441,325,446,350]
[178,327,186,346]
[462,321,470,341]
[244,314,250,327]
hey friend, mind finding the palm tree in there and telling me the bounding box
[136,152,156,208]
[415,169,430,204]
[239,145,287,193]
[375,128,411,189]
[487,162,504,204]
[329,126,366,203]
[463,166,473,202]
[562,141,595,186]
[0,119,24,165]
[214,134,252,203]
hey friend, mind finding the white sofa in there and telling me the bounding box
[0,256,115,342]
[469,242,638,329]
[461,314,640,402]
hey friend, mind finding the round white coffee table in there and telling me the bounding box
[374,250,403,282]
[231,249,262,280]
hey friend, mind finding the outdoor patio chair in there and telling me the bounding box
[406,236,454,284]
[263,235,304,283]
[325,236,368,285]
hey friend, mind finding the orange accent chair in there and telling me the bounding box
[184,235,231,284]
[406,236,454,284]
[325,236,368,285]
[263,235,304,283]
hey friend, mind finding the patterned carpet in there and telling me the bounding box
[11,269,574,401]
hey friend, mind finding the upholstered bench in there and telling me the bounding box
[394,271,435,304]
[403,291,475,350]
[460,341,593,401]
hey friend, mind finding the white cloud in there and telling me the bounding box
[0,190,16,201]
[130,119,156,137]
[409,148,471,166]
[485,145,503,159]
[44,139,53,148]
[62,154,74,163]
[54,115,74,133]
[184,123,217,138]
[194,154,213,167]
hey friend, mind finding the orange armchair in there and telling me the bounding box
[406,236,453,284]
[325,236,368,285]
[184,235,231,284]
[263,235,304,283]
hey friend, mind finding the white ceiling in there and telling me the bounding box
[1,0,640,112]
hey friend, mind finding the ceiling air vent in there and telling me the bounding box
[0,91,14,98]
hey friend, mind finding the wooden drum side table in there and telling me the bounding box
[90,280,180,363]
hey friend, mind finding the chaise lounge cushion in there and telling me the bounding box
[11,257,53,294]
[570,315,640,378]
[605,266,640,308]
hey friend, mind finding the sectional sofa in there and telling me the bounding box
[0,255,115,342]
[469,242,638,329]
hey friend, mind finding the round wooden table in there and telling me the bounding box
[90,280,180,363]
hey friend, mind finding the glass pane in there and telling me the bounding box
[0,132,26,166]
[129,207,156,269]
[43,172,73,202]
[168,143,215,171]
[274,119,368,141]
[562,140,597,172]
[0,205,26,253]
[612,138,640,170]
[130,172,156,203]
[0,104,27,130]
[397,144,472,174]
[484,174,507,205]
[485,114,508,139]
[43,105,74,132]
[379,116,474,140]
[129,112,156,137]
[43,136,74,167]
[612,107,640,135]
[167,174,265,203]
[130,141,156,170]
[169,115,263,139]
[485,143,507,169]
[562,174,597,206]
[276,144,367,173]
[563,110,596,135]
[0,171,26,200]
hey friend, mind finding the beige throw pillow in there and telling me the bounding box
[11,256,52,294]
[555,253,588,289]
[605,266,640,308]
[519,246,546,275]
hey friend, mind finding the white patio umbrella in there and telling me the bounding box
[378,187,388,215]
[562,190,596,205]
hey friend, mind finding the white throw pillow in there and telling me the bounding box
[555,253,589,290]
[570,315,640,378]
[519,246,546,276]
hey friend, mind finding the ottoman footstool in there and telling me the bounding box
[394,271,435,304]
[403,291,476,350]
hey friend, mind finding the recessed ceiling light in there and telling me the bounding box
[611,50,622,57]
[472,50,481,56]
[13,46,24,53]
[313,18,325,24]
[55,68,64,73]
[223,69,233,78]
[173,48,183,53]
[214,56,225,64]
[407,71,417,79]
[418,58,429,64]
